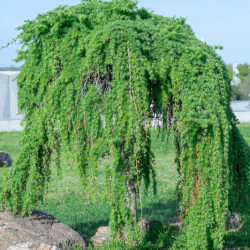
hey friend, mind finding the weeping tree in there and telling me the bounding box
[1,0,249,248]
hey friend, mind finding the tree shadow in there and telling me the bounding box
[142,199,177,221]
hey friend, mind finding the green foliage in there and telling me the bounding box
[1,0,249,248]
[0,126,249,248]
[0,129,178,246]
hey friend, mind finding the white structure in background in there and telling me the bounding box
[231,101,250,123]
[231,62,241,86]
[0,71,24,131]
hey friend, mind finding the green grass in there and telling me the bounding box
[0,132,21,159]
[238,123,250,143]
[0,132,21,187]
[0,124,249,248]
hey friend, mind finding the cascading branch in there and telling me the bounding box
[1,0,249,248]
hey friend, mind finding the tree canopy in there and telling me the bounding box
[1,0,249,248]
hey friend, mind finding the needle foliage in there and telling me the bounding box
[1,0,249,248]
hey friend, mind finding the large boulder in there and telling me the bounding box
[8,242,59,250]
[0,210,87,250]
[0,151,13,167]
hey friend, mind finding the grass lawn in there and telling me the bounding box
[0,124,249,248]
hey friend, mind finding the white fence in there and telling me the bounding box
[0,71,23,131]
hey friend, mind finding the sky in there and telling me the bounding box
[0,0,249,67]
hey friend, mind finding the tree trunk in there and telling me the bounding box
[126,177,137,222]
[122,140,137,223]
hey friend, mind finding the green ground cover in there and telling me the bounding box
[0,124,249,248]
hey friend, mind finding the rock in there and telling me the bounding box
[8,242,60,250]
[0,151,13,167]
[0,210,87,250]
[164,217,183,230]
[91,226,111,247]
[226,211,240,230]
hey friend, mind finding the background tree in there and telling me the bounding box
[231,63,250,100]
[1,0,249,248]
[238,63,250,79]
